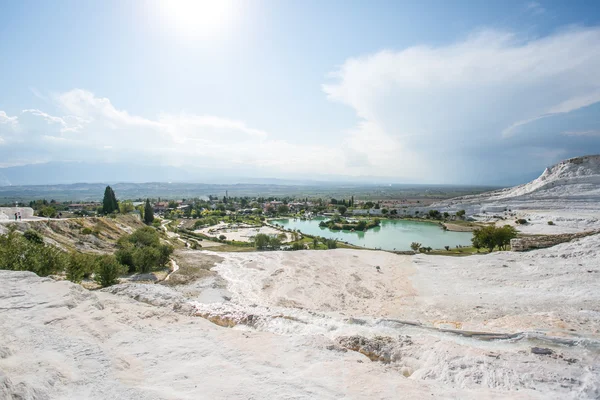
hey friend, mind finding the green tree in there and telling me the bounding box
[338,205,347,216]
[102,186,119,214]
[410,242,421,252]
[326,239,337,249]
[119,201,134,214]
[144,199,154,225]
[428,210,442,220]
[472,225,517,252]
[38,206,57,218]
[277,205,289,215]
[94,255,125,287]
[456,210,466,218]
[495,225,518,250]
[313,237,319,249]
[254,233,271,250]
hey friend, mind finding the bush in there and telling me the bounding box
[219,234,227,240]
[23,229,44,245]
[292,242,304,251]
[66,252,98,283]
[94,255,125,287]
[81,227,93,235]
[0,227,67,276]
[547,221,554,225]
[326,239,337,249]
[516,218,528,225]
[132,246,161,273]
[115,227,173,273]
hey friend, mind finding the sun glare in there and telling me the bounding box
[158,0,235,39]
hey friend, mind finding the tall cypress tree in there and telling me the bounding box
[102,186,113,214]
[111,188,119,212]
[102,186,119,214]
[144,199,154,225]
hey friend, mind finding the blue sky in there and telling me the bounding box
[1,0,600,184]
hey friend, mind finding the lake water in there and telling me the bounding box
[271,217,473,251]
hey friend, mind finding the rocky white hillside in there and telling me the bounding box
[434,155,600,213]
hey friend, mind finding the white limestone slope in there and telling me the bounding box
[433,155,600,221]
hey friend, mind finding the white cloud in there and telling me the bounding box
[323,27,600,181]
[3,89,344,175]
[0,111,18,128]
[22,109,87,133]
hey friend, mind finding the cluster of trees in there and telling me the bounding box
[115,227,173,273]
[409,242,432,252]
[310,237,337,249]
[0,226,125,287]
[330,197,354,207]
[472,225,518,252]
[254,233,283,250]
[319,217,380,231]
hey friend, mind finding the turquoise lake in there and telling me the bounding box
[271,217,473,251]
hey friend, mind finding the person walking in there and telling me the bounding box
[14,212,17,221]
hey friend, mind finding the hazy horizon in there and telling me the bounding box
[2,1,600,185]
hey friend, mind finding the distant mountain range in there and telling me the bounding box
[0,161,540,187]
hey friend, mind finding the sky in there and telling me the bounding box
[1,0,600,185]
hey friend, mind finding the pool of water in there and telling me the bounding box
[271,217,473,251]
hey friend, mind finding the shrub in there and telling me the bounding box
[326,239,337,249]
[0,227,66,276]
[23,230,44,245]
[81,227,93,235]
[115,227,173,273]
[219,234,226,240]
[547,221,554,225]
[516,218,528,225]
[94,255,125,287]
[410,242,421,252]
[292,242,303,251]
[444,246,450,251]
[66,252,98,283]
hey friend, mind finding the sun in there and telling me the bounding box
[157,0,235,39]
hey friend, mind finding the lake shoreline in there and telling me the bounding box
[271,216,473,251]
